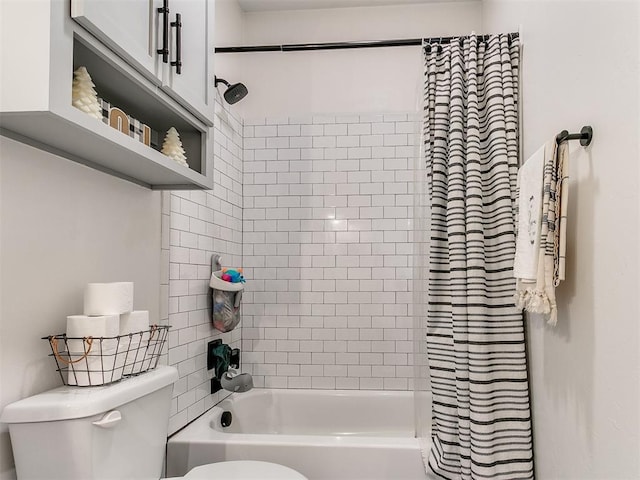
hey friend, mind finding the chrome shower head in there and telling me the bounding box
[215,76,248,105]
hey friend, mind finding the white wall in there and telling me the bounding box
[214,0,245,96]
[163,99,244,434]
[241,112,419,389]
[483,1,640,478]
[0,138,161,479]
[224,1,483,118]
[222,0,483,390]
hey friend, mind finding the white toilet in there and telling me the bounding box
[1,366,306,480]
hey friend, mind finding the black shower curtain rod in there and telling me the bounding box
[215,32,519,53]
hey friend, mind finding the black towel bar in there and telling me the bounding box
[556,126,593,146]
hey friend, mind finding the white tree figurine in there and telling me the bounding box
[72,66,101,120]
[161,127,189,167]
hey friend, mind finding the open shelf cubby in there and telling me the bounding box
[72,37,208,181]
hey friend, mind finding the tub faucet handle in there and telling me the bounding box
[220,370,253,393]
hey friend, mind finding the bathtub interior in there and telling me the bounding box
[166,389,431,480]
[210,388,417,436]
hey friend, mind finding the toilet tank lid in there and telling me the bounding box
[1,366,178,424]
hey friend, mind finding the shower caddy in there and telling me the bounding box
[209,254,244,333]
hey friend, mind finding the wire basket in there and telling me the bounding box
[44,325,170,387]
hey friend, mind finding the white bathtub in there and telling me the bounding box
[166,389,429,480]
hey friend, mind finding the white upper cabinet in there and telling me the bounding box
[70,0,214,125]
[70,0,163,85]
[0,0,214,190]
[161,0,213,123]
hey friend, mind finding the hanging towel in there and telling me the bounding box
[555,142,569,285]
[513,144,546,280]
[514,140,569,325]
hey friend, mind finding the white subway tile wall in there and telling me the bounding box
[242,113,420,390]
[161,101,243,434]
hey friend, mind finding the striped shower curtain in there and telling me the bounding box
[422,35,534,479]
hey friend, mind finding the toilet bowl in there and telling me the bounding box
[1,366,307,480]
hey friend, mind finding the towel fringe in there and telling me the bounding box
[514,289,551,315]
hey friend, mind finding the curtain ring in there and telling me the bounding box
[423,38,434,55]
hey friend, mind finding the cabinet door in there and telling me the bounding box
[71,0,163,85]
[161,0,214,124]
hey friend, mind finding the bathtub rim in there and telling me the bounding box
[168,387,430,449]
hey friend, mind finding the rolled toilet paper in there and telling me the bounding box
[84,282,134,316]
[66,314,120,352]
[66,347,125,386]
[120,310,149,335]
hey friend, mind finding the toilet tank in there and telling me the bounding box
[1,365,178,480]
